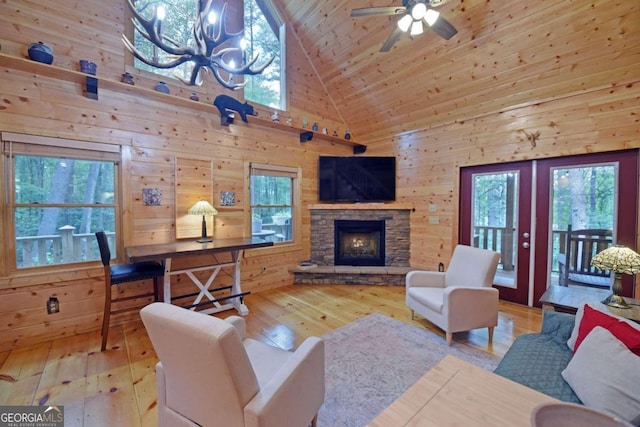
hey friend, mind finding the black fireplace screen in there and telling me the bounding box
[334,220,385,266]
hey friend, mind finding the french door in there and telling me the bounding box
[460,150,638,306]
[460,162,532,305]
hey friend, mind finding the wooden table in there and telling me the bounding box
[126,237,272,316]
[368,355,556,427]
[540,285,640,322]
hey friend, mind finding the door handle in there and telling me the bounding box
[522,242,530,249]
[523,232,530,238]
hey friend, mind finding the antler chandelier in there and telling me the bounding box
[123,0,274,90]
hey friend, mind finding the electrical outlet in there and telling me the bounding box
[47,297,59,314]
[428,216,440,224]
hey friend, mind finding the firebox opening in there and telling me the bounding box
[334,220,385,266]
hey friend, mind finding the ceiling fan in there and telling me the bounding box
[351,0,457,52]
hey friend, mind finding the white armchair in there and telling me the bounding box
[140,302,325,427]
[406,245,500,345]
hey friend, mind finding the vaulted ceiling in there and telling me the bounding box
[275,0,639,143]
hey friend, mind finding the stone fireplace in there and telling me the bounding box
[309,204,411,267]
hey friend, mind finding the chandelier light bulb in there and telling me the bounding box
[410,20,424,36]
[156,5,166,21]
[424,9,440,26]
[411,2,427,20]
[207,10,217,25]
[397,14,413,32]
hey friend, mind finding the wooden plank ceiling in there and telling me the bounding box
[275,0,640,143]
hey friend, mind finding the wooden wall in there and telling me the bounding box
[368,81,640,283]
[0,0,352,351]
[0,0,638,351]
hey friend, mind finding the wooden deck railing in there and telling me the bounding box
[474,226,567,273]
[16,226,114,268]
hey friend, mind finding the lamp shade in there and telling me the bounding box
[591,245,640,275]
[188,200,218,216]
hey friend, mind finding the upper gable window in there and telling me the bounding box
[131,0,285,110]
[243,0,285,110]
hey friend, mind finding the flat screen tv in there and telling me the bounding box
[318,156,396,203]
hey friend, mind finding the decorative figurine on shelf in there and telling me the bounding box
[302,117,309,129]
[79,60,97,75]
[271,111,279,121]
[333,131,339,137]
[121,72,135,85]
[28,41,54,64]
[213,94,256,126]
[154,81,170,94]
[286,117,293,126]
[322,128,328,134]
[189,92,200,101]
[345,130,352,140]
[312,122,319,132]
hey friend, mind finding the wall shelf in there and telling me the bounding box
[0,53,365,151]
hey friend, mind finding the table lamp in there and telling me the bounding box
[590,245,640,309]
[188,200,218,243]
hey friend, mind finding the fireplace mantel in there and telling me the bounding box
[308,203,413,211]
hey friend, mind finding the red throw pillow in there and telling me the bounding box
[574,305,640,356]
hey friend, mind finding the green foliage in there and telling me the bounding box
[552,166,615,230]
[250,175,291,222]
[243,0,282,108]
[132,0,284,108]
[13,155,117,267]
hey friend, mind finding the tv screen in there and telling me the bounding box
[318,156,396,202]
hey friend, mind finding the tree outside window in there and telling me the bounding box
[243,0,283,109]
[131,0,284,109]
[250,163,297,243]
[6,142,119,269]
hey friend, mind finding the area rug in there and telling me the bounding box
[318,313,502,427]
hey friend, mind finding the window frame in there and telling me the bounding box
[2,133,122,272]
[246,161,301,253]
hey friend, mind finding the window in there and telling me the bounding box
[3,134,120,269]
[130,0,285,109]
[243,0,285,109]
[250,163,298,244]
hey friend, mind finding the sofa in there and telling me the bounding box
[493,310,580,402]
[493,305,640,426]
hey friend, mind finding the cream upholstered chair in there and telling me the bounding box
[140,302,325,427]
[406,245,500,346]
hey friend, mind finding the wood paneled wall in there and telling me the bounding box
[367,82,640,276]
[0,0,351,351]
[0,0,638,351]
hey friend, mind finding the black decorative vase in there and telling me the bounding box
[154,81,170,94]
[27,41,54,64]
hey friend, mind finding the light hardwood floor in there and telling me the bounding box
[0,284,543,426]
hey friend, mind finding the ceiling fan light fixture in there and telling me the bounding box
[397,14,413,32]
[411,2,427,20]
[424,9,440,26]
[410,20,424,36]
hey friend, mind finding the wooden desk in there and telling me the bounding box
[368,356,556,427]
[126,238,272,316]
[540,285,640,322]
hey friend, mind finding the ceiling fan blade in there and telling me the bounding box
[351,6,406,18]
[429,15,457,40]
[380,27,404,52]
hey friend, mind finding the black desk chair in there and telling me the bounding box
[95,231,164,351]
